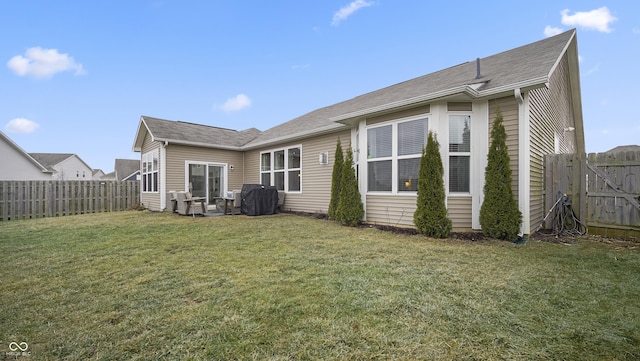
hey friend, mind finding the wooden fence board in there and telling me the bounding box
[546,150,640,239]
[0,180,140,221]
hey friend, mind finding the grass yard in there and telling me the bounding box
[1,211,639,360]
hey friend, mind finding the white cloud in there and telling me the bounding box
[544,25,564,37]
[7,47,86,78]
[332,0,373,26]
[5,118,40,133]
[584,64,600,76]
[220,94,252,112]
[560,7,617,33]
[292,64,311,70]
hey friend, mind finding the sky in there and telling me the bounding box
[1,1,639,173]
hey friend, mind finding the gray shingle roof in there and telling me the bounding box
[137,29,576,151]
[244,29,576,147]
[29,153,75,171]
[114,159,140,181]
[140,116,262,149]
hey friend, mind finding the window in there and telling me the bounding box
[449,115,471,192]
[367,118,427,193]
[367,125,392,191]
[397,119,426,192]
[142,149,159,193]
[260,146,301,192]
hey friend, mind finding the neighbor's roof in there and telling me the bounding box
[114,159,140,181]
[134,29,579,151]
[606,145,640,153]
[29,153,94,172]
[133,116,262,151]
[29,153,75,171]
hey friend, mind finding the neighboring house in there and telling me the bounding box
[102,159,141,181]
[0,131,53,180]
[92,169,106,179]
[605,145,640,153]
[29,153,93,180]
[132,29,584,235]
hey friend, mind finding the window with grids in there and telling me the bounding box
[142,149,159,193]
[367,118,427,193]
[260,146,301,192]
[449,115,471,193]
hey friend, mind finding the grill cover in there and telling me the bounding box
[241,184,279,216]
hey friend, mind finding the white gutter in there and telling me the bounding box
[329,77,549,124]
[477,76,549,99]
[160,140,169,211]
[241,122,347,150]
[330,85,478,122]
[151,138,244,151]
[517,88,531,235]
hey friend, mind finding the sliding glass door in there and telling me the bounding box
[188,163,226,207]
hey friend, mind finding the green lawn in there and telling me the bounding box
[1,211,639,360]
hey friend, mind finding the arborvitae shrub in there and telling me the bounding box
[336,145,364,227]
[480,108,522,240]
[414,131,451,238]
[328,138,344,220]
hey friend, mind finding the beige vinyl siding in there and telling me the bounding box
[447,196,472,230]
[529,53,576,229]
[365,194,416,228]
[488,96,519,201]
[164,144,245,193]
[140,133,162,211]
[245,129,351,214]
[244,148,260,185]
[365,195,472,231]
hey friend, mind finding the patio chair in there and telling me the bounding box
[231,190,242,215]
[175,191,206,216]
[277,191,285,212]
[216,190,242,215]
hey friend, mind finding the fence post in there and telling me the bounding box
[572,152,587,227]
[0,181,6,221]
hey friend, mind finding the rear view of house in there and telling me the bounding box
[133,29,584,236]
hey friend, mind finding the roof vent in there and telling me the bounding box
[475,58,482,79]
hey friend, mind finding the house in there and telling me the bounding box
[29,153,93,180]
[101,159,141,181]
[92,169,106,179]
[132,29,584,235]
[0,131,53,180]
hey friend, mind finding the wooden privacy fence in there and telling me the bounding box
[545,149,640,239]
[0,180,140,221]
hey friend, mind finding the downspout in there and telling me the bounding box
[516,89,531,235]
[357,119,367,221]
[160,141,168,211]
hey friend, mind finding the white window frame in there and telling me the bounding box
[448,113,472,194]
[366,115,428,194]
[142,149,159,193]
[260,145,302,193]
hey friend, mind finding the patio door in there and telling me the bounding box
[188,163,226,207]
